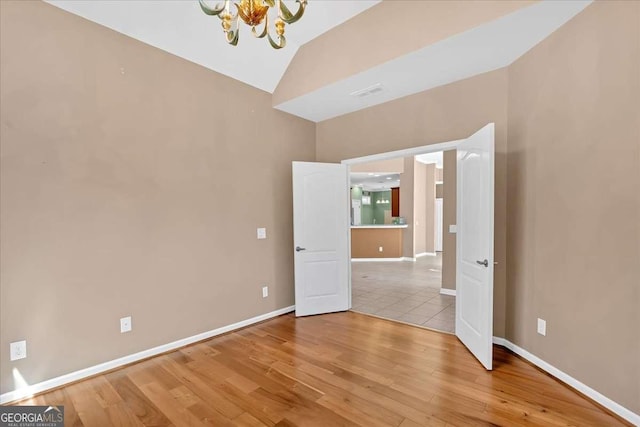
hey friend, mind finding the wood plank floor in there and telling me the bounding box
[18,312,628,426]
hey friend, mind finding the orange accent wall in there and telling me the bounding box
[351,228,404,258]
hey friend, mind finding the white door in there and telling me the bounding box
[293,162,350,316]
[435,198,443,252]
[456,123,495,370]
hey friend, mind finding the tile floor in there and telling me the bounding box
[351,254,456,333]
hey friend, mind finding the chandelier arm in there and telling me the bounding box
[278,0,306,24]
[267,33,286,49]
[226,28,239,45]
[252,13,268,38]
[199,0,227,16]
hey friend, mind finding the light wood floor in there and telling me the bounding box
[18,312,628,426]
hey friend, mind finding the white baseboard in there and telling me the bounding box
[439,288,456,296]
[0,305,296,405]
[6,309,634,425]
[416,252,437,258]
[352,257,413,262]
[492,337,639,426]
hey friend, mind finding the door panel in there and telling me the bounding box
[456,123,495,370]
[293,162,350,317]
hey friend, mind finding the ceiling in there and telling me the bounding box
[416,152,444,169]
[46,0,380,93]
[352,152,442,191]
[47,0,591,122]
[275,0,591,121]
[351,173,400,192]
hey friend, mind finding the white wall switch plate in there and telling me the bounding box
[257,228,267,239]
[449,224,457,233]
[262,286,268,298]
[378,246,383,252]
[10,340,27,361]
[120,316,132,333]
[537,318,546,336]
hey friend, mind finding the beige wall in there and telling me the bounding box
[399,158,415,258]
[423,163,436,254]
[442,150,457,290]
[316,69,509,337]
[350,158,404,174]
[413,161,428,255]
[413,161,436,255]
[506,1,640,414]
[0,1,315,395]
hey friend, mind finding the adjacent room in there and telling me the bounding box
[1,1,638,426]
[349,152,457,333]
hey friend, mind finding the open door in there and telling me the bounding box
[292,162,350,316]
[456,123,495,370]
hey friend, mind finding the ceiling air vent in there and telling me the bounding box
[350,83,383,98]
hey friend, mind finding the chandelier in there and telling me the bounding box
[199,0,307,49]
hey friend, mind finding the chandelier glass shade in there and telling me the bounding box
[199,0,307,49]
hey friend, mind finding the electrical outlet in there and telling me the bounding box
[10,340,26,361]
[537,318,546,336]
[378,246,383,252]
[120,316,132,333]
[257,228,267,239]
[262,286,268,298]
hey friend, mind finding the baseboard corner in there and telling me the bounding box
[492,337,639,426]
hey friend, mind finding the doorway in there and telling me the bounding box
[293,123,495,369]
[348,151,455,333]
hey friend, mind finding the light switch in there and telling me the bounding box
[537,318,546,336]
[449,224,457,234]
[257,228,267,239]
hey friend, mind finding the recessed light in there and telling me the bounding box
[368,173,374,176]
[386,177,392,180]
[374,174,380,177]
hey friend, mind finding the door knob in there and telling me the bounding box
[476,259,489,267]
[295,246,306,252]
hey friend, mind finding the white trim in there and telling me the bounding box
[440,288,456,296]
[492,337,640,426]
[416,252,437,258]
[0,305,295,405]
[351,257,413,262]
[341,139,463,165]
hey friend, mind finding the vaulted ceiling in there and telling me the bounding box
[47,0,592,122]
